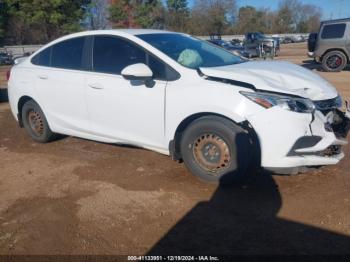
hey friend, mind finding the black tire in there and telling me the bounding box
[322,51,348,72]
[22,100,57,143]
[180,116,253,184]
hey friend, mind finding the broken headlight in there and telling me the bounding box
[241,91,316,113]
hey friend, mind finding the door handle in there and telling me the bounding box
[38,75,48,80]
[88,83,104,90]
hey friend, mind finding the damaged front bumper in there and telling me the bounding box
[246,101,350,173]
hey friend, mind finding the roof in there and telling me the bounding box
[321,17,350,25]
[115,29,172,35]
[44,29,177,46]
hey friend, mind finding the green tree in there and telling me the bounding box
[4,0,91,44]
[167,0,187,11]
[190,0,236,35]
[274,0,321,33]
[296,4,321,33]
[109,0,164,29]
[87,0,109,30]
[236,6,259,33]
[166,0,189,31]
[274,4,294,33]
[0,0,9,45]
[135,0,164,28]
[109,0,131,27]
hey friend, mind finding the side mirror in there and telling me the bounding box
[121,63,153,81]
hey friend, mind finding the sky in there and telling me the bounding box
[187,0,350,20]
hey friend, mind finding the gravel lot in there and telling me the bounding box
[0,43,350,256]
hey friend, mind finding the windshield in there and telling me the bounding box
[137,33,243,69]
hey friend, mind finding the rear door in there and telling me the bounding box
[32,36,91,133]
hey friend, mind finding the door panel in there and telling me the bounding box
[85,73,166,149]
[32,36,90,133]
[83,35,171,150]
[35,67,89,132]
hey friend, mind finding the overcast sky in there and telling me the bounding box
[187,0,350,20]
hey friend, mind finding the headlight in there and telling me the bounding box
[241,91,316,113]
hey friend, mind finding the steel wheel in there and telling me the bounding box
[27,110,44,136]
[193,133,231,174]
[180,116,252,183]
[22,100,58,143]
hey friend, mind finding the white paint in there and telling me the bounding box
[7,30,348,171]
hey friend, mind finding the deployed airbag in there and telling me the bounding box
[178,49,203,68]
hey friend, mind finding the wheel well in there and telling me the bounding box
[322,49,349,63]
[169,113,257,162]
[17,96,34,127]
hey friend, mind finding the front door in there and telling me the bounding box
[85,35,168,150]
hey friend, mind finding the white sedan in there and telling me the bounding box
[7,29,350,183]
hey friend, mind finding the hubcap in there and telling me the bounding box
[327,55,343,69]
[193,134,231,174]
[28,110,44,136]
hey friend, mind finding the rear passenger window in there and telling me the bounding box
[51,37,85,70]
[93,36,146,75]
[31,47,51,66]
[321,24,346,39]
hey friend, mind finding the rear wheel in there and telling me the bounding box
[322,51,347,72]
[22,100,57,143]
[180,116,253,184]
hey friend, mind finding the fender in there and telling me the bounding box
[166,106,246,145]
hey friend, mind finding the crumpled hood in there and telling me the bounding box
[200,61,338,100]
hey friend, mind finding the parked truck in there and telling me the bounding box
[244,32,280,58]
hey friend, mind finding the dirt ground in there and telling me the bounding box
[0,43,350,256]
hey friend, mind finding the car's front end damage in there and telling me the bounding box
[246,95,350,174]
[199,61,350,174]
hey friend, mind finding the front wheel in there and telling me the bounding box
[322,51,347,72]
[180,116,253,184]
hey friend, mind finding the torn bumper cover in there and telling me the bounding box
[246,102,350,172]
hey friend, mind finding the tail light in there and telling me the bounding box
[6,69,11,81]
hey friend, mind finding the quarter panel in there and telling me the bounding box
[8,66,38,119]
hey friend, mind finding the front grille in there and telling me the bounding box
[314,95,342,113]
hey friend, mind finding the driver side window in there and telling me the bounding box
[92,35,179,81]
[93,36,146,75]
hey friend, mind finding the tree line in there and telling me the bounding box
[0,0,322,46]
